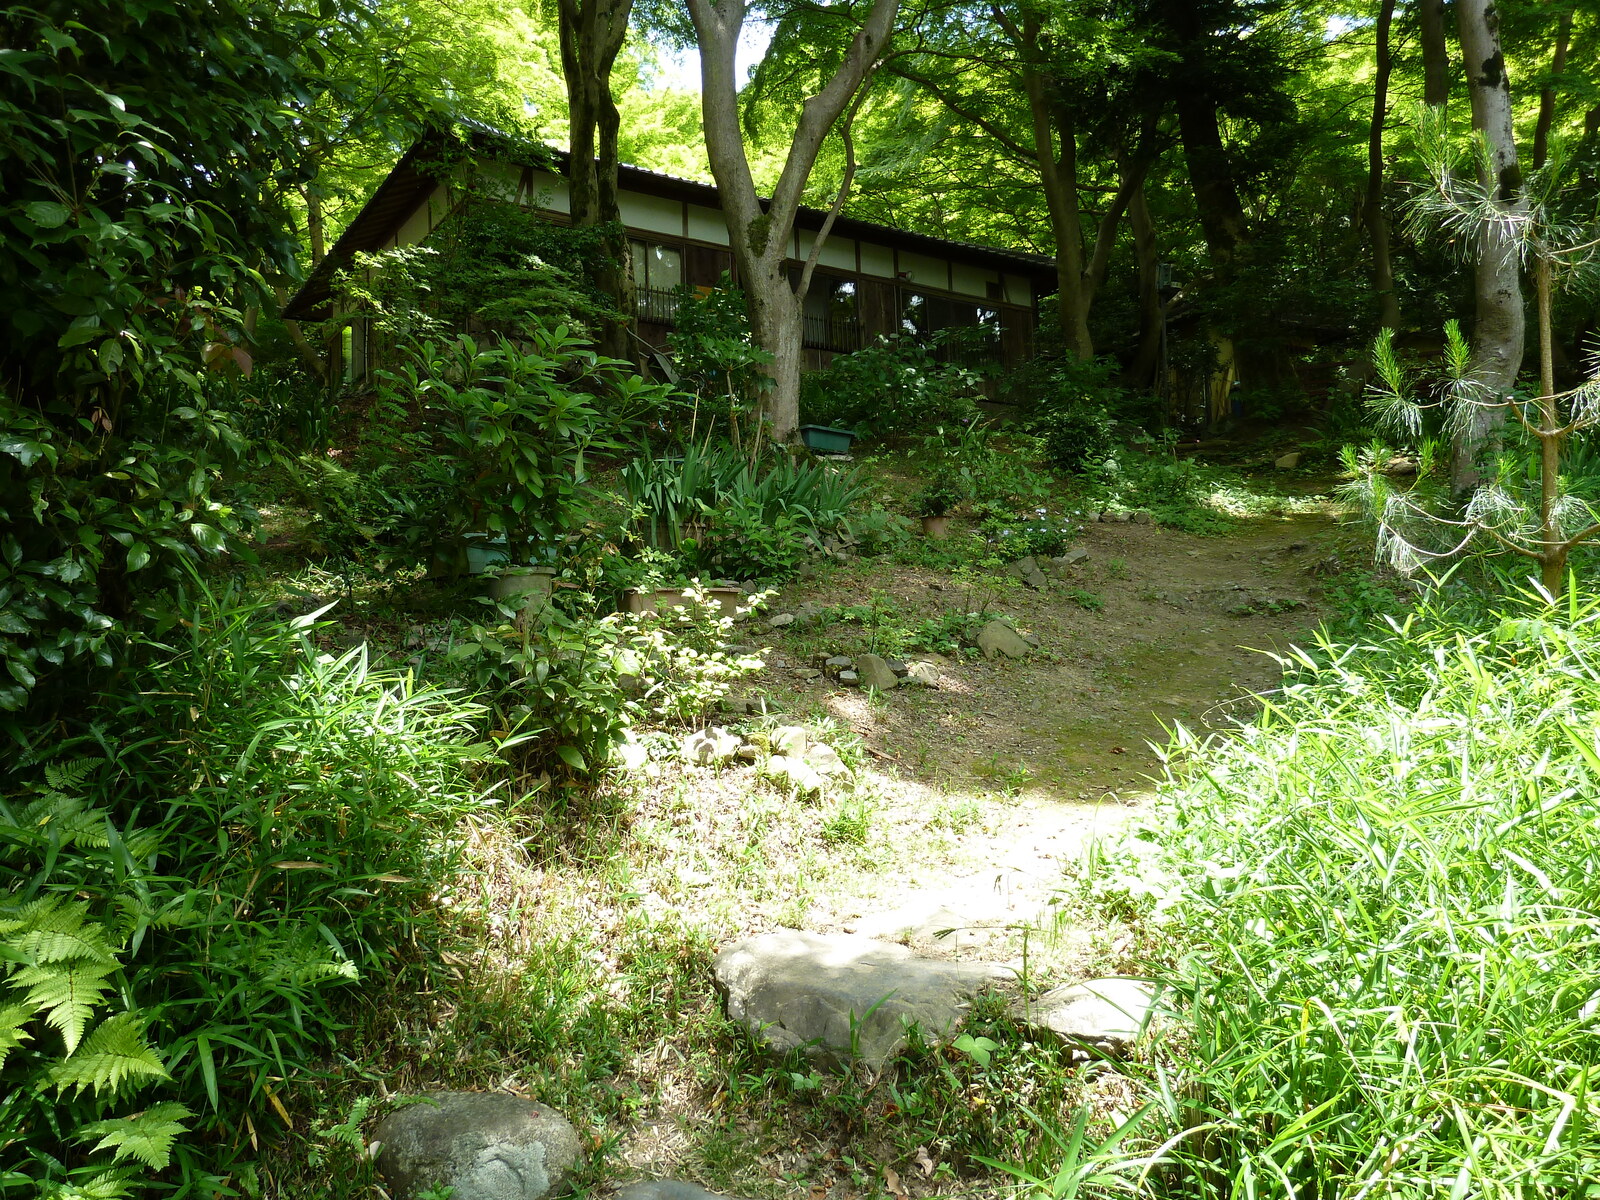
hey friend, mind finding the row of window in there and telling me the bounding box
[629,239,1009,355]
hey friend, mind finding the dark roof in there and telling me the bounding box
[283,124,1056,321]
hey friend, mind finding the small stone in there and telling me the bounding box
[838,669,860,687]
[1131,511,1153,525]
[720,696,770,715]
[802,742,847,776]
[762,754,826,795]
[1058,547,1090,565]
[976,620,1034,660]
[1275,451,1302,469]
[372,1093,579,1200]
[1016,978,1157,1055]
[1104,511,1131,523]
[682,727,742,766]
[1009,556,1049,589]
[856,653,900,691]
[903,661,940,687]
[768,725,808,756]
[735,744,761,762]
[824,655,854,675]
[886,659,909,678]
[791,667,822,680]
[768,613,796,628]
[614,738,649,771]
[794,601,826,624]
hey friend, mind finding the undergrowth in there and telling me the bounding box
[1070,579,1600,1196]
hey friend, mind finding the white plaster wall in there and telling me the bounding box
[897,250,948,290]
[795,230,857,271]
[858,241,896,280]
[951,262,998,299]
[620,191,683,237]
[686,204,730,244]
[523,168,571,214]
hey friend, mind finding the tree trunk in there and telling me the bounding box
[1419,0,1450,107]
[1453,0,1527,493]
[557,0,634,360]
[1127,181,1164,393]
[1365,0,1401,332]
[689,0,899,443]
[1532,10,1572,170]
[1174,90,1251,272]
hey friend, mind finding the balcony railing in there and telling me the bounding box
[635,286,681,325]
[802,313,863,353]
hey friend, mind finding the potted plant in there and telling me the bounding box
[914,470,968,539]
[402,327,628,610]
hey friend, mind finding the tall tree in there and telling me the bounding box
[889,0,1159,360]
[557,0,636,358]
[1365,0,1401,331]
[687,0,900,442]
[1451,0,1527,491]
[1418,0,1451,106]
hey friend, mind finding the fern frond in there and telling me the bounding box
[4,898,119,967]
[47,1013,169,1098]
[74,1101,192,1171]
[0,1000,35,1071]
[52,1168,140,1200]
[11,959,119,1053]
[43,757,100,793]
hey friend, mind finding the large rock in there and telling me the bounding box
[681,727,741,766]
[1274,451,1302,469]
[1016,978,1157,1054]
[976,620,1034,660]
[372,1093,579,1200]
[902,661,940,688]
[856,653,900,692]
[714,930,1008,1068]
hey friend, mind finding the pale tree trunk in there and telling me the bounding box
[1419,0,1450,107]
[1365,0,1401,332]
[1453,0,1527,493]
[688,0,898,443]
[558,0,634,360]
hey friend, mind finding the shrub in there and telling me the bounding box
[621,444,869,580]
[3,582,492,1190]
[447,588,766,775]
[800,338,980,437]
[1078,585,1600,1195]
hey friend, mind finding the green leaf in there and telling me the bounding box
[11,958,117,1053]
[0,1002,35,1071]
[0,435,48,467]
[48,1012,169,1097]
[24,199,70,228]
[189,522,224,554]
[555,744,587,771]
[74,1101,192,1170]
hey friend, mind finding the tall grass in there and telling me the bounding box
[1097,583,1600,1198]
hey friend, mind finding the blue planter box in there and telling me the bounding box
[799,425,857,453]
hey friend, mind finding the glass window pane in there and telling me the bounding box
[651,244,682,291]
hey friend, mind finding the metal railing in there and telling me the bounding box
[635,286,681,325]
[802,313,863,353]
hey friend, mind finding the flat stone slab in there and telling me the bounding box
[372,1092,579,1200]
[617,1183,752,1200]
[1016,977,1157,1054]
[714,930,1009,1067]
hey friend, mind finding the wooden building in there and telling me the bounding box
[284,127,1056,379]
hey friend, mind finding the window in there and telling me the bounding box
[632,240,683,323]
[802,276,861,351]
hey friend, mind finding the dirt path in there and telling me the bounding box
[750,503,1342,967]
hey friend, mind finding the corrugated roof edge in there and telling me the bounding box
[282,119,1056,322]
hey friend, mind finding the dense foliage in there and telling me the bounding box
[1081,585,1600,1195]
